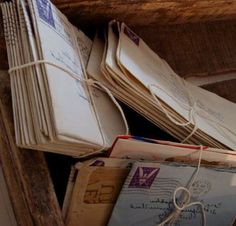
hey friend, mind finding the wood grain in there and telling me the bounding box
[133,19,236,78]
[202,79,236,103]
[0,15,64,226]
[0,72,34,226]
[54,0,236,27]
[0,71,65,226]
[0,10,8,70]
[1,0,236,25]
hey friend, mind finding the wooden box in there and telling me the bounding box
[1,1,236,225]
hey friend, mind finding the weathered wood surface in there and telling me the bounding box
[55,0,236,26]
[203,79,236,103]
[0,76,65,226]
[0,11,8,70]
[133,19,236,79]
[0,72,34,226]
[0,15,64,226]
[1,0,236,25]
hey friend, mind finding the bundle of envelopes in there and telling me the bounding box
[2,0,236,157]
[1,0,127,156]
[2,0,236,225]
[87,21,236,150]
[63,137,236,226]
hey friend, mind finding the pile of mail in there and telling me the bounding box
[2,0,236,157]
[87,21,236,150]
[63,136,236,226]
[2,0,236,225]
[2,0,236,158]
[1,0,127,156]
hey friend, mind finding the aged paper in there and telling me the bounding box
[110,136,236,167]
[2,0,127,156]
[65,158,132,226]
[108,161,236,226]
[116,22,236,149]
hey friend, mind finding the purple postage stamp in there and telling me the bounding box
[124,26,140,46]
[129,167,159,189]
[36,0,55,28]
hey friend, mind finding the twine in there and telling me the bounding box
[157,145,206,226]
[8,59,129,153]
[148,82,236,146]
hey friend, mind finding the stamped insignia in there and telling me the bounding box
[124,26,140,46]
[36,0,55,28]
[129,167,159,189]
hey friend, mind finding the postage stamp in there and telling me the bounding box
[129,167,159,189]
[36,0,55,28]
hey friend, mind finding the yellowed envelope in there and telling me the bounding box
[65,158,132,226]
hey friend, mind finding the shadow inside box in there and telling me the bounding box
[45,101,177,207]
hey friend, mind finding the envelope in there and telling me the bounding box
[64,158,133,226]
[110,135,236,167]
[108,161,236,226]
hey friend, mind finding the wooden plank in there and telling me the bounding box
[132,20,236,102]
[0,73,65,226]
[1,0,236,26]
[133,19,236,78]
[0,72,34,226]
[0,74,65,226]
[202,79,236,103]
[0,10,8,70]
[54,0,236,26]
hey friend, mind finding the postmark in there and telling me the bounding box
[191,180,211,197]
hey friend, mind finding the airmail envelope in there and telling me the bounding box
[108,161,236,226]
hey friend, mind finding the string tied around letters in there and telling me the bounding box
[148,80,236,146]
[148,83,198,144]
[157,145,206,226]
[8,59,130,155]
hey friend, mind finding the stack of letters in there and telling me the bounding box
[2,0,236,225]
[2,0,236,157]
[63,136,236,226]
[87,21,236,150]
[1,0,127,156]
